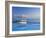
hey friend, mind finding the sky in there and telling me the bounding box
[12,7,40,19]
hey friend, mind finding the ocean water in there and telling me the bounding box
[12,20,40,31]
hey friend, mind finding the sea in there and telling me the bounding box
[12,18,40,31]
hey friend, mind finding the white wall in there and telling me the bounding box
[0,0,46,38]
[0,0,5,38]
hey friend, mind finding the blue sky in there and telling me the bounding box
[12,7,40,15]
[12,7,40,19]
